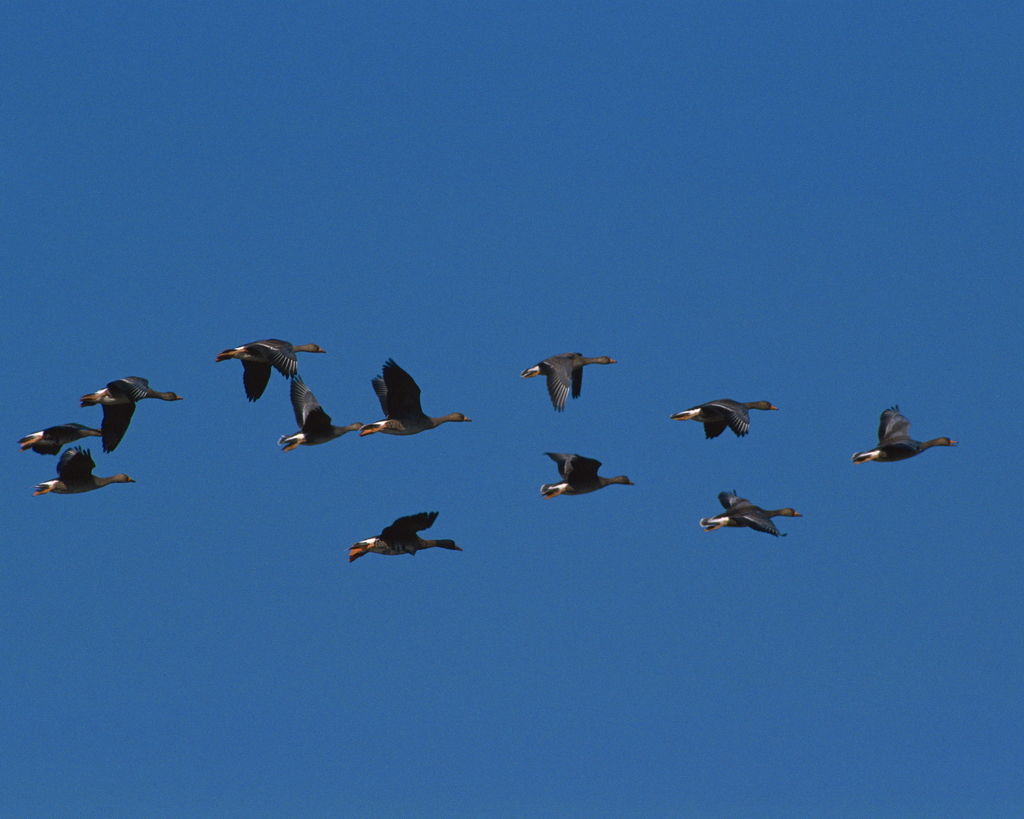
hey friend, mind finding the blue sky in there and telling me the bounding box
[3,2,1021,815]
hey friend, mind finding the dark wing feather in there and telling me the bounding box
[101,403,136,452]
[570,360,583,399]
[31,439,62,455]
[248,340,299,377]
[107,377,150,401]
[241,361,273,401]
[303,407,334,436]
[564,454,601,484]
[878,406,911,444]
[544,452,575,479]
[382,512,438,542]
[541,354,576,411]
[371,375,389,415]
[290,377,333,431]
[703,419,728,439]
[380,359,423,418]
[717,491,747,510]
[57,448,95,480]
[732,510,783,536]
[704,399,750,437]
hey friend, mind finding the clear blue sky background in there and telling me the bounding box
[3,3,1021,815]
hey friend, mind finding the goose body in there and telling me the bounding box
[699,491,801,536]
[520,352,617,411]
[670,399,778,438]
[540,452,633,498]
[359,359,471,436]
[33,448,135,495]
[80,376,183,452]
[19,423,102,455]
[215,338,326,401]
[852,406,957,463]
[278,377,362,451]
[349,511,461,562]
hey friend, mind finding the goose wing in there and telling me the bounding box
[381,512,438,544]
[290,377,333,433]
[878,406,911,445]
[57,448,95,481]
[717,491,749,510]
[107,377,151,402]
[241,361,273,401]
[731,509,783,536]
[377,359,423,418]
[704,399,750,437]
[570,359,584,399]
[101,403,136,452]
[702,418,729,439]
[541,353,579,411]
[247,339,299,377]
[29,438,62,455]
[544,452,576,479]
[548,454,602,487]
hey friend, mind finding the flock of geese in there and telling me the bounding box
[20,340,958,555]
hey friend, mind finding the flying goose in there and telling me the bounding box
[852,406,957,463]
[539,452,633,498]
[359,359,471,436]
[699,491,801,537]
[33,448,135,495]
[349,512,461,562]
[670,399,778,438]
[80,376,183,452]
[520,352,617,411]
[215,338,326,401]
